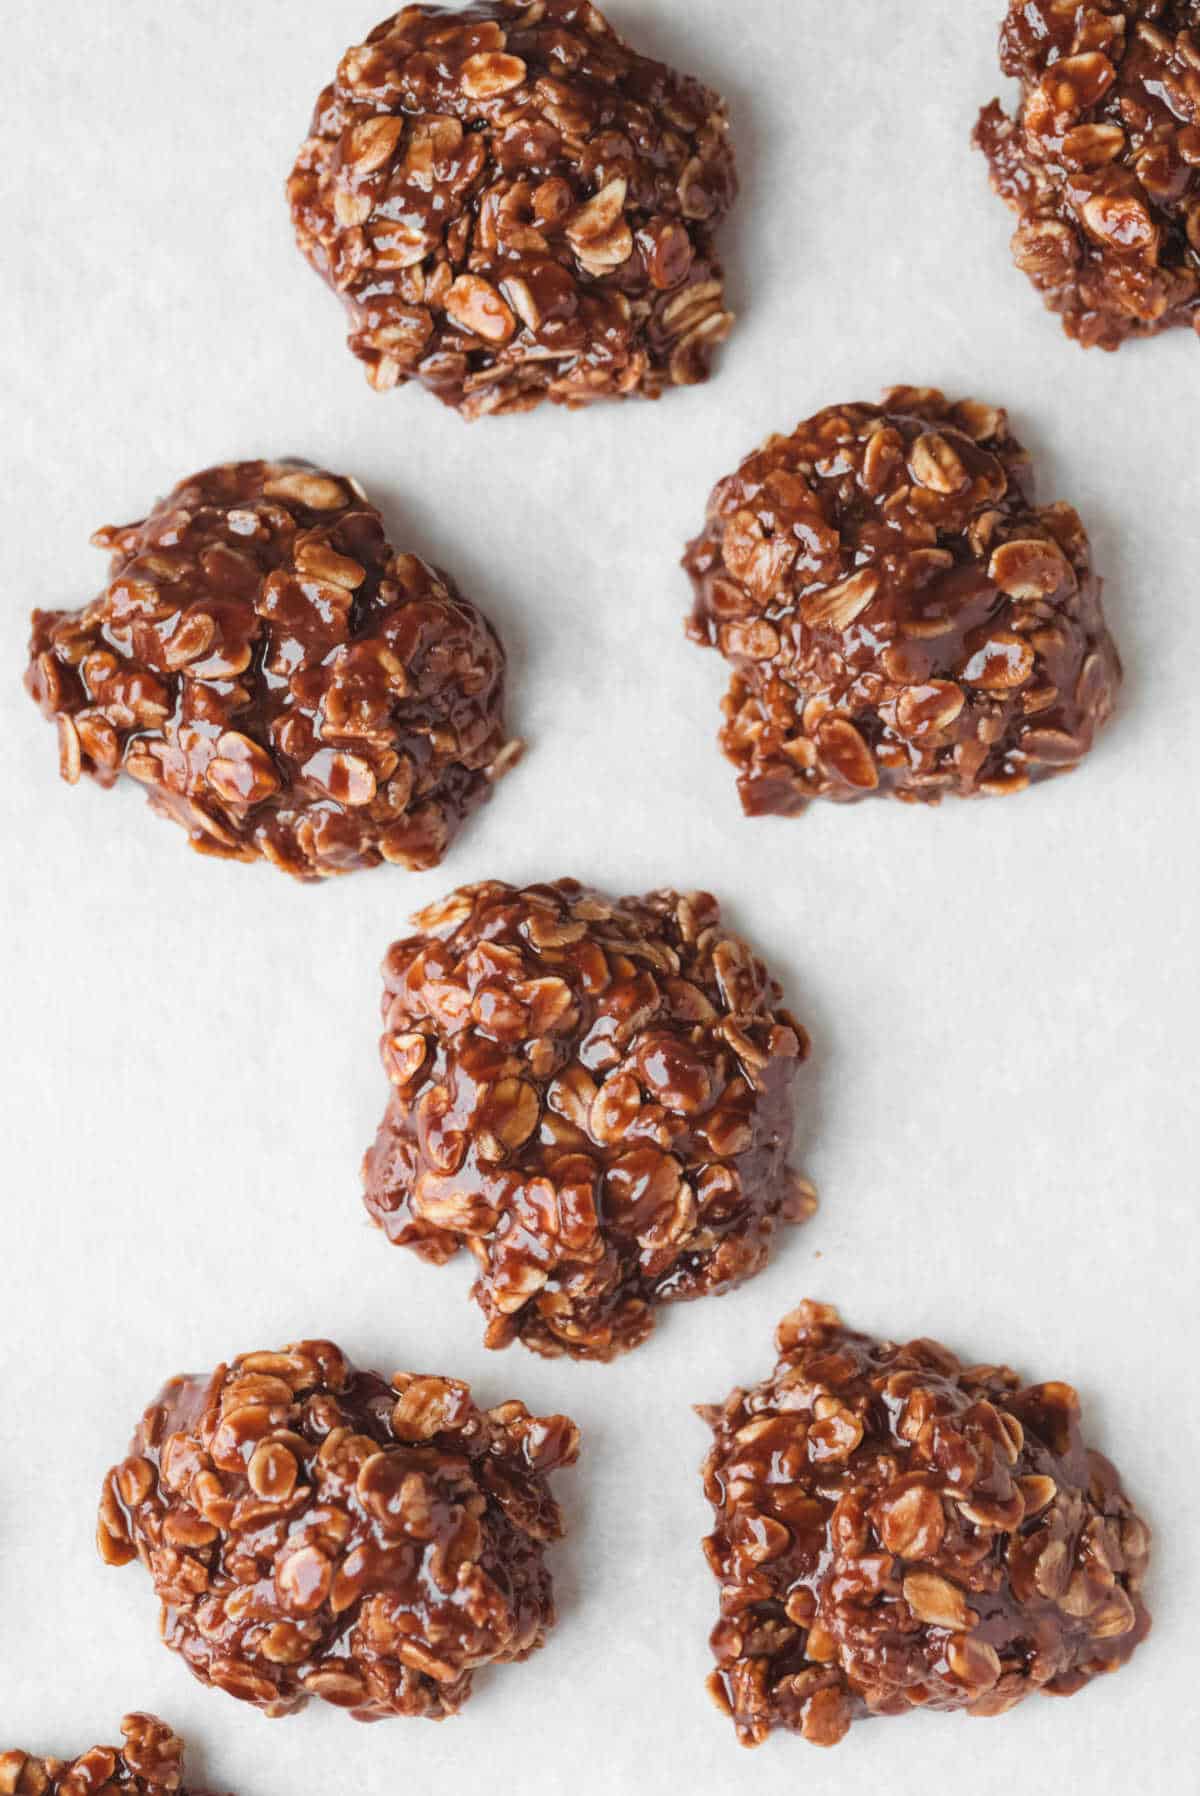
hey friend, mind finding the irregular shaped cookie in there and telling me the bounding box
[700,1302,1151,1748]
[976,2,1200,349]
[684,388,1120,814]
[288,1,737,416]
[0,1719,195,1796]
[364,880,814,1359]
[26,461,516,878]
[98,1341,578,1719]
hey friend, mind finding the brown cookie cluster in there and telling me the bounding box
[25,461,516,880]
[700,1302,1152,1750]
[976,2,1200,349]
[97,1341,578,1720]
[0,1719,190,1796]
[683,388,1121,816]
[287,0,737,418]
[363,880,814,1361]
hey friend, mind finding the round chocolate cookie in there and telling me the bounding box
[976,2,1200,350]
[25,461,517,879]
[287,0,737,417]
[363,880,815,1361]
[0,1717,191,1796]
[700,1303,1152,1749]
[683,388,1121,816]
[98,1341,578,1720]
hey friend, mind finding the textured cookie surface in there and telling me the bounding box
[365,880,814,1359]
[976,2,1200,348]
[99,1341,578,1719]
[0,1719,193,1796]
[700,1303,1152,1748]
[26,461,515,879]
[288,0,737,416]
[684,388,1121,815]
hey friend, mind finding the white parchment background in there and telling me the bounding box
[1,3,1197,1793]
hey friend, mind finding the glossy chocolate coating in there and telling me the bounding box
[0,1718,195,1796]
[26,461,515,879]
[684,388,1121,816]
[700,1303,1152,1748]
[98,1341,578,1720]
[977,1,1200,349]
[364,880,814,1360]
[288,1,737,417]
